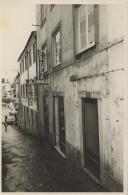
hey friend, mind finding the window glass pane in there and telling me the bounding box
[88,5,95,44]
[41,5,46,22]
[80,19,86,34]
[88,11,94,29]
[79,5,86,21]
[29,50,31,65]
[81,33,86,49]
[33,42,36,63]
[79,5,87,49]
[88,26,95,44]
[88,5,94,14]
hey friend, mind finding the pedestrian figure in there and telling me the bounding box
[4,115,8,132]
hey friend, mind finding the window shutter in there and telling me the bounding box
[41,5,46,24]
[88,5,95,44]
[79,5,87,49]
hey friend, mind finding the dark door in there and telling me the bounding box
[58,96,66,155]
[44,96,49,141]
[82,98,100,179]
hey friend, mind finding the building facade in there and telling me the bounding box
[2,80,13,98]
[35,4,124,191]
[12,72,20,99]
[18,31,38,136]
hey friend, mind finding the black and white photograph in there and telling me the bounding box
[1,1,127,192]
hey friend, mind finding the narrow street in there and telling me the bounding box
[2,106,106,192]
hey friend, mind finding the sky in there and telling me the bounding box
[0,2,36,83]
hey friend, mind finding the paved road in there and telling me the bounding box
[2,106,106,192]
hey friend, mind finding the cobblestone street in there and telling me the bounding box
[2,108,106,192]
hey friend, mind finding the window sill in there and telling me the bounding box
[76,43,96,57]
[52,63,62,71]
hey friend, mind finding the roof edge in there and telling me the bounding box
[17,31,36,62]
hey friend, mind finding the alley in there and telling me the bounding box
[2,107,106,192]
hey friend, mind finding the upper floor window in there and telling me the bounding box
[20,63,22,74]
[50,4,55,11]
[28,49,31,66]
[25,52,28,70]
[41,5,46,26]
[33,42,36,63]
[22,59,24,72]
[53,29,61,66]
[75,5,95,54]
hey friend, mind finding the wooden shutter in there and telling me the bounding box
[79,5,87,49]
[88,5,95,45]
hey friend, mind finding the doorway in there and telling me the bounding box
[53,96,66,155]
[82,98,100,179]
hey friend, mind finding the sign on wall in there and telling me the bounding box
[37,50,44,80]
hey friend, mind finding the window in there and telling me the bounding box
[25,52,28,70]
[28,49,31,66]
[20,63,22,74]
[53,29,61,66]
[23,85,25,98]
[75,5,95,53]
[24,58,26,71]
[50,4,55,11]
[21,85,22,97]
[22,59,24,73]
[33,42,36,63]
[41,5,46,26]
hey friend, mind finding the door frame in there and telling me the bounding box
[78,91,104,182]
[52,91,66,158]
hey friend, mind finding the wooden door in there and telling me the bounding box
[53,96,66,155]
[82,98,100,179]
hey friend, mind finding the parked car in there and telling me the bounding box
[7,115,15,125]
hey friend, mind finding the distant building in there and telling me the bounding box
[12,72,20,100]
[35,4,124,191]
[2,79,13,98]
[18,31,38,136]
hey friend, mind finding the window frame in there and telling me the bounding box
[75,4,96,54]
[52,27,62,67]
[40,4,46,27]
[33,41,36,63]
[20,62,21,74]
[22,59,24,73]
[28,49,32,66]
[50,4,55,11]
[25,53,28,71]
